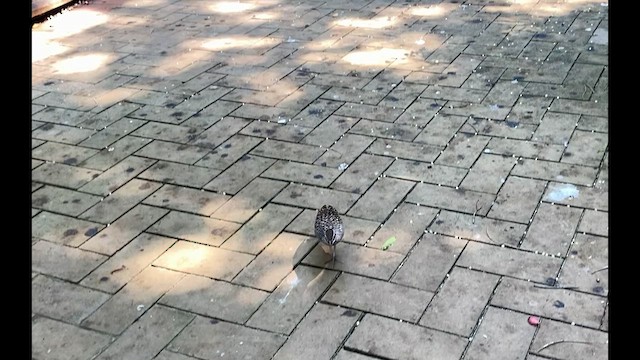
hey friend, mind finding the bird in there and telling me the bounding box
[314,204,344,263]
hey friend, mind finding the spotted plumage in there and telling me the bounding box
[314,205,344,262]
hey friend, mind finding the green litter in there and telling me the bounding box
[381,236,396,250]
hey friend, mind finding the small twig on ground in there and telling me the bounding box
[582,83,596,98]
[485,228,518,249]
[110,265,126,274]
[466,123,479,134]
[537,340,596,353]
[472,200,482,224]
[591,266,608,275]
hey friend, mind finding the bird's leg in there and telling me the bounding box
[331,245,336,266]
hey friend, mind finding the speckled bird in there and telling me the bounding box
[314,204,344,262]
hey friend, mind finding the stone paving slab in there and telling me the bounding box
[32,1,608,359]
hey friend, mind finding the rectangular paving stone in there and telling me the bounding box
[150,209,241,244]
[32,123,94,144]
[135,139,209,164]
[543,182,608,211]
[32,240,106,282]
[347,177,415,222]
[392,233,466,291]
[483,80,526,107]
[273,303,360,360]
[81,204,168,255]
[82,266,185,335]
[79,179,162,223]
[301,115,359,147]
[530,318,608,360]
[334,103,403,123]
[561,130,608,167]
[550,98,607,117]
[441,101,512,121]
[80,136,153,171]
[212,177,288,222]
[532,112,579,145]
[32,275,110,324]
[465,306,536,360]
[368,138,443,162]
[32,211,103,247]
[406,183,494,216]
[321,86,387,105]
[79,117,147,149]
[154,240,254,280]
[168,315,286,360]
[330,153,394,194]
[251,139,325,163]
[488,176,547,223]
[386,159,467,187]
[231,103,298,123]
[32,186,101,217]
[32,141,99,165]
[558,233,608,296]
[491,277,607,328]
[522,82,587,101]
[578,209,608,236]
[314,133,374,168]
[233,232,317,291]
[522,203,582,255]
[436,133,491,168]
[345,314,467,360]
[395,97,443,127]
[81,233,177,293]
[94,305,194,360]
[203,155,275,194]
[195,134,263,170]
[303,242,404,280]
[32,107,93,126]
[578,115,608,132]
[460,153,515,193]
[349,119,422,141]
[420,267,500,336]
[462,117,537,140]
[512,159,598,186]
[129,104,196,124]
[221,204,302,254]
[268,80,323,110]
[32,316,112,360]
[138,161,219,188]
[143,184,230,216]
[160,274,268,322]
[263,160,342,187]
[131,121,198,143]
[291,98,344,128]
[325,273,433,322]
[273,183,361,214]
[422,85,488,103]
[78,102,142,129]
[508,96,553,124]
[413,113,468,146]
[429,210,527,247]
[367,203,438,255]
[80,156,156,195]
[486,138,564,161]
[240,120,309,142]
[247,265,339,334]
[458,241,563,283]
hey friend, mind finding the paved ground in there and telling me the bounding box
[31,0,608,359]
